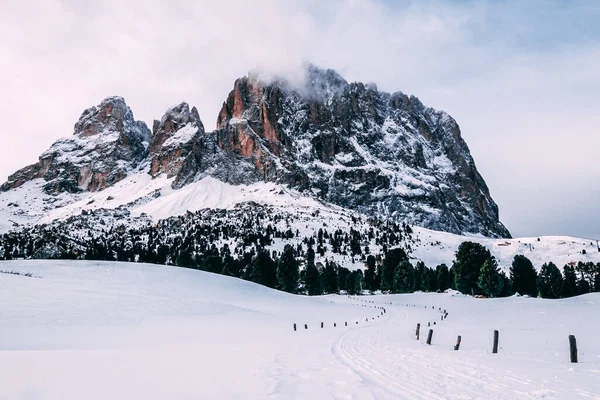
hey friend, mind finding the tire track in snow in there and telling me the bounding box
[330,303,568,400]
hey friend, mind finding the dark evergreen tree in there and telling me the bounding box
[250,250,277,289]
[304,247,322,295]
[276,245,299,293]
[345,271,357,295]
[354,269,364,294]
[477,256,504,297]
[381,248,408,291]
[562,265,577,297]
[427,267,438,292]
[499,271,513,297]
[436,264,450,291]
[175,248,195,268]
[510,255,538,297]
[577,276,591,295]
[364,255,376,292]
[202,255,223,274]
[537,262,563,299]
[323,260,339,294]
[414,261,426,291]
[393,260,415,293]
[594,263,600,293]
[452,242,491,295]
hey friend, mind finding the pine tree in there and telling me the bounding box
[323,261,339,294]
[428,267,438,292]
[202,255,223,274]
[354,269,363,294]
[477,256,504,297]
[562,265,577,297]
[276,245,299,293]
[499,271,513,297]
[338,266,350,292]
[364,255,376,291]
[537,262,563,299]
[250,250,277,288]
[452,242,491,295]
[393,260,415,293]
[381,248,408,291]
[510,255,538,297]
[594,264,600,293]
[345,271,357,295]
[304,247,322,295]
[577,276,590,295]
[436,264,450,291]
[414,261,426,291]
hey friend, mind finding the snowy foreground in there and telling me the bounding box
[1,261,599,399]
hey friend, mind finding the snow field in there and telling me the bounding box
[1,260,599,399]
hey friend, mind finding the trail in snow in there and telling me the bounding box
[331,296,600,399]
[1,261,599,399]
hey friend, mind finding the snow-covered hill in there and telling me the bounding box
[1,260,598,399]
[1,172,597,272]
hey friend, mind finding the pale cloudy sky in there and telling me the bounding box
[1,0,599,239]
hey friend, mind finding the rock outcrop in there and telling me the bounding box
[1,96,150,194]
[214,65,510,237]
[148,102,206,189]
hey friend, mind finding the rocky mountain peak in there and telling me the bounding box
[2,96,150,194]
[1,67,510,238]
[73,96,149,142]
[304,64,349,101]
[213,65,510,237]
[149,102,204,152]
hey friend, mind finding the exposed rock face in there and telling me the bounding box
[1,97,150,194]
[148,102,205,189]
[148,102,256,188]
[0,65,510,237]
[214,65,510,237]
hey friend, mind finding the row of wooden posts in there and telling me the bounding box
[293,305,386,332]
[416,323,579,363]
[343,298,581,363]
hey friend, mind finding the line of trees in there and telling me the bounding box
[450,241,600,298]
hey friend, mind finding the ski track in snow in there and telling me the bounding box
[330,298,599,400]
[1,261,599,399]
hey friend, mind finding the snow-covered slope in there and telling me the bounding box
[1,172,598,271]
[1,260,598,399]
[411,226,600,273]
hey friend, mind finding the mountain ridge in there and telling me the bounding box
[1,64,509,238]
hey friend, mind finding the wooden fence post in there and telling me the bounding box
[416,323,421,340]
[569,335,578,363]
[493,330,499,353]
[426,329,433,345]
[454,335,461,350]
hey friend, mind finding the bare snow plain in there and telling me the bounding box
[1,260,599,399]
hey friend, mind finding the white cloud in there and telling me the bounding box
[0,0,598,239]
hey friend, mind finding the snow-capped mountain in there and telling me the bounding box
[2,96,151,194]
[0,65,508,238]
[215,65,509,237]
